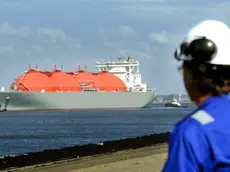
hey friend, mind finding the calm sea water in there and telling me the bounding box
[0,103,196,157]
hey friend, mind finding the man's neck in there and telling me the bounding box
[194,93,211,106]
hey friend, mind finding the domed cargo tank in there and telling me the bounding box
[73,70,99,89]
[50,70,80,92]
[95,71,126,92]
[10,69,54,92]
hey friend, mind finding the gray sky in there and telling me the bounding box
[0,0,228,94]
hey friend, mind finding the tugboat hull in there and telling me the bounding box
[165,103,187,108]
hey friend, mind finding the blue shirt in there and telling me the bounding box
[162,94,230,172]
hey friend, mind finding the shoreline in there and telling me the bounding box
[3,143,168,172]
[0,132,169,171]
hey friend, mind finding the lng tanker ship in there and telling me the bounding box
[0,57,156,111]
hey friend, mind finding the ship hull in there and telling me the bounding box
[0,92,155,111]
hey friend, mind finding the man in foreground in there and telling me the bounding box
[162,20,230,171]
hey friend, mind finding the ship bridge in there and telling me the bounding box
[95,57,149,92]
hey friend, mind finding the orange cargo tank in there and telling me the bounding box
[10,69,54,92]
[95,71,126,92]
[73,70,99,89]
[50,70,80,92]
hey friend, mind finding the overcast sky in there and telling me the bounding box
[0,0,228,94]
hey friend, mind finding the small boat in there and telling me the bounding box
[165,98,187,108]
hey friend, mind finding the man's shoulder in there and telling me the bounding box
[172,109,214,139]
[177,109,214,127]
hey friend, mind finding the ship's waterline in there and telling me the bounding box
[0,91,155,111]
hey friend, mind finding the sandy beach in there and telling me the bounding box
[4,143,167,172]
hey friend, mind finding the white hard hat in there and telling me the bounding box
[175,20,230,65]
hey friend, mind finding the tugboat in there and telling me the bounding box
[0,96,10,112]
[165,97,187,108]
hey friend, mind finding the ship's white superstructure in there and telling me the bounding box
[95,57,150,92]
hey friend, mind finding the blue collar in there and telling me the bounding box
[198,93,229,109]
[176,93,229,126]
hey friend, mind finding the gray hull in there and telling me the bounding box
[0,91,155,111]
